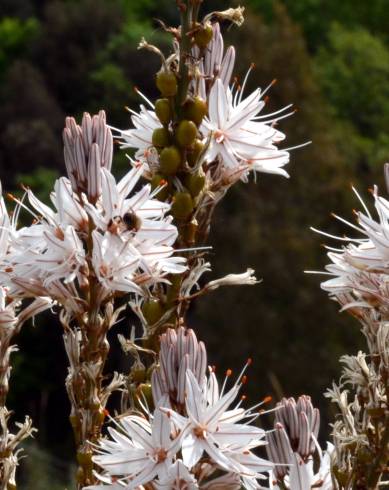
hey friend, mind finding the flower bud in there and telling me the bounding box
[155,98,172,124]
[176,120,198,148]
[156,70,178,97]
[194,22,213,49]
[185,173,206,197]
[160,146,181,175]
[171,192,194,220]
[184,97,208,125]
[152,127,171,148]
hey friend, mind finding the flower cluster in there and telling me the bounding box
[317,181,389,318]
[0,114,186,314]
[0,3,316,489]
[0,184,51,485]
[0,112,189,485]
[313,169,389,487]
[86,328,275,489]
[117,20,291,219]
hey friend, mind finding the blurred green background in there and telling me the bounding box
[1,0,388,487]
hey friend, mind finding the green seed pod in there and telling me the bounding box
[152,127,171,148]
[142,299,164,325]
[171,192,194,220]
[194,22,213,49]
[184,96,208,125]
[176,120,198,147]
[156,70,178,97]
[155,98,172,124]
[160,146,181,175]
[187,139,204,167]
[185,173,206,197]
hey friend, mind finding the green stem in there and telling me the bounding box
[176,1,193,111]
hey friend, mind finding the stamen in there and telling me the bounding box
[261,78,277,99]
[238,63,255,104]
[134,87,155,109]
[351,185,371,219]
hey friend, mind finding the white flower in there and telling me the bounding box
[84,165,170,234]
[314,186,389,310]
[92,231,142,295]
[205,268,258,290]
[202,79,290,179]
[4,222,86,288]
[86,165,186,282]
[89,411,181,490]
[26,178,88,231]
[154,459,198,489]
[161,369,272,478]
[117,105,160,159]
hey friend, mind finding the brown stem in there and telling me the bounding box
[367,411,389,488]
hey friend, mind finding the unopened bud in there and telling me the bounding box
[184,97,208,125]
[176,120,198,148]
[159,146,181,175]
[152,127,171,148]
[171,192,194,220]
[142,299,164,325]
[155,98,172,125]
[185,172,206,197]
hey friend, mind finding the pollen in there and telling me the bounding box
[155,448,168,463]
[193,426,206,439]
